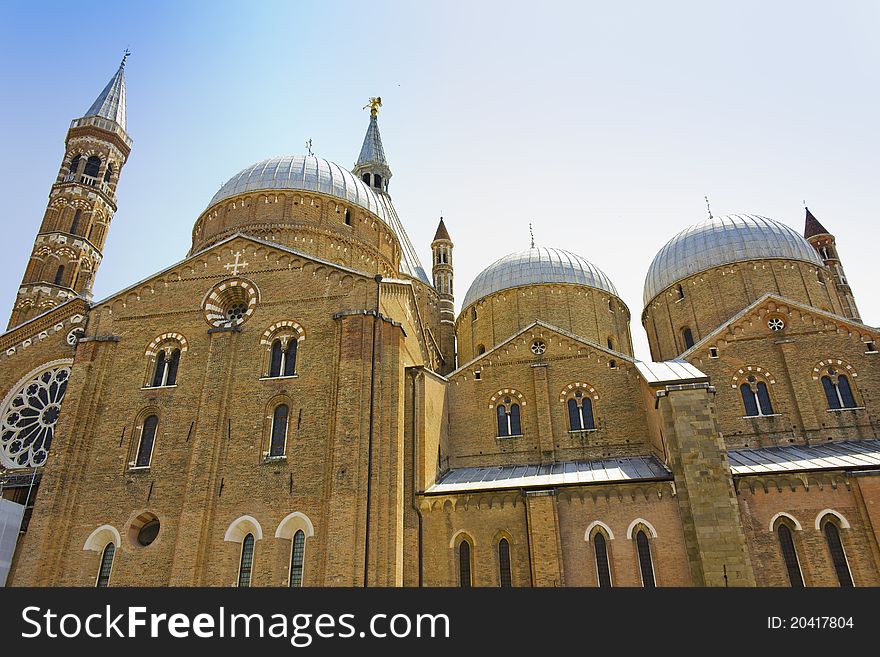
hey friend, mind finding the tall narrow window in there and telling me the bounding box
[676,284,685,300]
[289,530,306,587]
[269,340,283,377]
[362,173,370,184]
[151,354,167,388]
[459,541,472,587]
[54,265,65,286]
[636,530,655,587]
[135,415,158,467]
[682,327,695,350]
[166,349,180,386]
[344,208,351,225]
[498,538,512,588]
[238,534,255,587]
[607,337,614,350]
[96,543,115,587]
[594,532,612,587]
[567,391,595,431]
[496,399,521,437]
[822,370,857,409]
[284,341,297,376]
[374,174,382,189]
[823,521,853,587]
[69,155,81,176]
[70,209,82,235]
[777,524,804,587]
[103,165,113,183]
[270,404,289,457]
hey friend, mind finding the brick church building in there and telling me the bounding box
[1,58,878,587]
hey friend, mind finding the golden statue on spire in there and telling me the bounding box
[364,96,382,117]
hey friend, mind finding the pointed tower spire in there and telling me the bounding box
[353,97,392,193]
[82,52,128,132]
[803,206,830,238]
[431,216,456,374]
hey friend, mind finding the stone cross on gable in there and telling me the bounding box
[224,251,249,276]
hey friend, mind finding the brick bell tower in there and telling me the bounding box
[8,54,132,330]
[803,206,860,322]
[431,217,456,374]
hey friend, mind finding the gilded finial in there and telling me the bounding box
[529,223,535,249]
[121,48,131,68]
[704,195,713,220]
[363,96,382,117]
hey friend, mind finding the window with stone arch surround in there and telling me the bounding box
[489,389,526,438]
[559,382,599,432]
[451,531,475,587]
[262,395,294,461]
[144,333,188,388]
[275,512,315,587]
[812,359,861,410]
[128,408,161,469]
[627,519,657,587]
[730,366,777,418]
[816,510,853,587]
[770,513,805,587]
[585,521,614,587]
[260,321,306,378]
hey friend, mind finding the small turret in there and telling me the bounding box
[431,217,456,373]
[353,97,392,193]
[804,207,860,321]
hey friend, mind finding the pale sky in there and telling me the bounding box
[1,1,877,359]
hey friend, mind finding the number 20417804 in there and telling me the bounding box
[768,617,854,629]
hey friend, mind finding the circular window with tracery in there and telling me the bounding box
[203,278,259,328]
[0,361,72,468]
[767,317,785,331]
[531,340,547,355]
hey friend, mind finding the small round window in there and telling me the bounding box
[137,519,160,546]
[531,340,547,355]
[226,302,248,325]
[767,317,785,331]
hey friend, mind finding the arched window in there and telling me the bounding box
[477,344,486,355]
[496,399,521,437]
[54,265,65,286]
[270,404,289,457]
[635,530,655,587]
[151,349,181,387]
[84,156,101,178]
[361,173,370,184]
[498,538,512,588]
[776,523,804,587]
[682,327,695,350]
[374,174,382,189]
[822,520,853,587]
[593,532,612,587]
[103,165,113,183]
[821,370,857,409]
[676,284,685,300]
[344,208,351,225]
[471,307,477,321]
[95,543,115,587]
[458,540,472,587]
[567,391,595,431]
[238,533,255,587]
[289,529,306,587]
[135,415,158,467]
[607,337,614,350]
[69,155,82,176]
[268,339,298,377]
[70,209,82,235]
[740,376,774,416]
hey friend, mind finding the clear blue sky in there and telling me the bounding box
[1,1,877,359]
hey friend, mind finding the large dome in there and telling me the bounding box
[204,154,429,284]
[643,214,823,306]
[462,247,618,310]
[209,154,391,222]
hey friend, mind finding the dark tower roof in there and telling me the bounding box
[804,207,830,238]
[433,217,451,242]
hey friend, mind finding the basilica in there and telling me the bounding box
[1,59,878,587]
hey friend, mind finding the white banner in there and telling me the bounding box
[0,498,25,586]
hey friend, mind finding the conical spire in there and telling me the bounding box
[804,206,830,238]
[433,217,451,242]
[353,97,392,192]
[83,53,128,131]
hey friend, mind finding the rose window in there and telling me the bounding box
[1,364,71,468]
[531,340,547,355]
[767,317,785,331]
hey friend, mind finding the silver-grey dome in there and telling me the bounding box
[462,247,618,310]
[643,213,823,306]
[207,155,429,284]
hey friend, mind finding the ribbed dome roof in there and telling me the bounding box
[644,214,823,305]
[209,155,389,218]
[205,155,429,284]
[462,247,618,310]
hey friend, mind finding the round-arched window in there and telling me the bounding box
[1,362,72,468]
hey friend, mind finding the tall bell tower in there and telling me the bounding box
[8,54,132,329]
[431,217,456,374]
[804,207,860,322]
